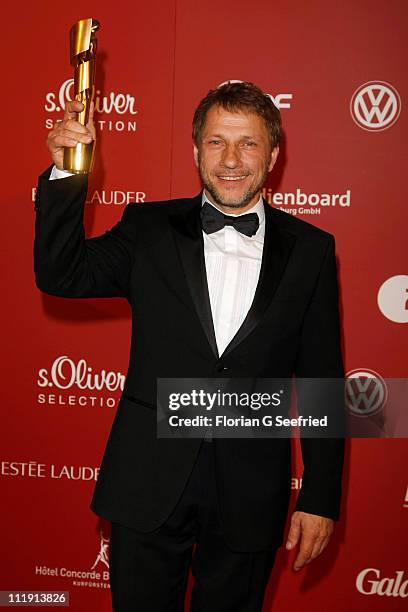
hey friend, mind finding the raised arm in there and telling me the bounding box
[34,101,136,299]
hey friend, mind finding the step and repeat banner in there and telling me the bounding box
[2,1,407,610]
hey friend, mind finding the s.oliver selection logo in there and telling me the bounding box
[350,81,401,132]
[356,568,408,598]
[45,78,138,133]
[37,355,125,408]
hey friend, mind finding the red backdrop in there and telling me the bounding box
[1,1,407,609]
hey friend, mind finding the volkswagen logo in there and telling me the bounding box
[350,81,401,132]
[345,369,388,417]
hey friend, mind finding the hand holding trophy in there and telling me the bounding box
[47,18,100,173]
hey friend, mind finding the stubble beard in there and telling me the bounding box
[198,154,270,211]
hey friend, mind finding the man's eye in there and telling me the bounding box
[209,140,221,145]
[243,141,256,147]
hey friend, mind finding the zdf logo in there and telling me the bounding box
[350,81,401,131]
[217,80,293,109]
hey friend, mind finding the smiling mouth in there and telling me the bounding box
[217,175,248,181]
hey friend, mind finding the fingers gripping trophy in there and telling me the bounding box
[62,18,100,174]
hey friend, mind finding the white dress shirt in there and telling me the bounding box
[49,166,74,180]
[202,191,264,356]
[49,168,265,356]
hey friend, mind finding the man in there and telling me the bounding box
[34,81,344,611]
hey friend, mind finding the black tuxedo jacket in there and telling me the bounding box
[34,168,344,551]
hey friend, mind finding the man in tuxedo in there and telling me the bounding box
[35,81,344,611]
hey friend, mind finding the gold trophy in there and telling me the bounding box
[63,18,100,174]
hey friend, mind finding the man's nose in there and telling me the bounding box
[220,144,241,168]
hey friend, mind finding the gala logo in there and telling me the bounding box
[356,568,408,598]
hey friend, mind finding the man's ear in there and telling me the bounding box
[193,144,199,168]
[268,145,279,172]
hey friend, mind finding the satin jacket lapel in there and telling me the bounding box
[169,194,219,358]
[222,201,296,357]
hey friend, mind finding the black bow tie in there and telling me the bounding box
[200,202,259,237]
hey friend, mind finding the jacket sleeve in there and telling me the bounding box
[294,235,345,521]
[34,167,137,299]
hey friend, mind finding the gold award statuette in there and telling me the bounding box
[63,18,100,174]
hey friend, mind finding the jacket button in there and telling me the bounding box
[215,361,228,372]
